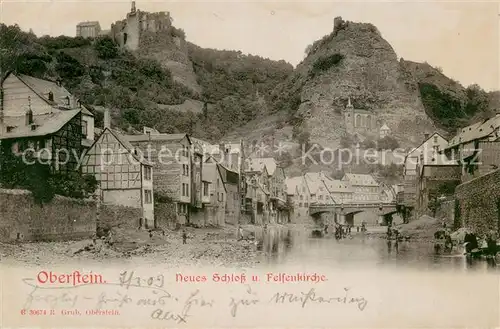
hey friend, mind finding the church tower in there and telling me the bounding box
[343,97,355,134]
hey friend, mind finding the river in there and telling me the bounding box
[256,225,499,273]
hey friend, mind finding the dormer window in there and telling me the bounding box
[65,96,70,106]
[48,91,54,102]
[6,126,15,133]
[31,124,37,131]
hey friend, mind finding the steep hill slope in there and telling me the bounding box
[0,24,292,141]
[225,17,495,153]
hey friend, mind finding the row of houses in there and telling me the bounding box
[285,172,393,223]
[0,72,290,229]
[402,114,500,220]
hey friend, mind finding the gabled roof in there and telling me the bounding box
[380,124,390,131]
[0,109,81,140]
[285,176,302,195]
[246,157,277,176]
[406,132,447,158]
[304,172,327,194]
[124,133,191,144]
[11,73,93,116]
[202,162,227,191]
[446,114,500,149]
[342,173,378,186]
[89,128,152,166]
[324,179,353,193]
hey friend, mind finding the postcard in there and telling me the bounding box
[0,0,499,328]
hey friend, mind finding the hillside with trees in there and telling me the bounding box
[0,24,293,142]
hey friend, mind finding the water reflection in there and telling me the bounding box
[255,226,498,273]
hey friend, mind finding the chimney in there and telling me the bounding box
[25,96,33,126]
[56,79,62,87]
[423,133,430,141]
[104,108,111,129]
[25,109,33,126]
[0,83,4,127]
[131,0,136,12]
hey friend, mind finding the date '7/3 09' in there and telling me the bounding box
[119,271,164,290]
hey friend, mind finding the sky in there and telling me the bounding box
[1,0,499,91]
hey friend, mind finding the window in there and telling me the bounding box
[319,195,323,200]
[218,192,224,202]
[182,183,189,197]
[203,182,209,196]
[144,166,152,180]
[182,164,189,176]
[177,203,188,214]
[434,136,438,143]
[144,190,152,204]
[82,121,88,137]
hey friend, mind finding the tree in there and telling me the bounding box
[340,134,354,149]
[427,181,459,217]
[296,131,311,149]
[361,139,376,149]
[377,136,399,151]
[94,36,118,59]
[276,151,293,168]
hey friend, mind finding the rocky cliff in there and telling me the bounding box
[226,17,495,153]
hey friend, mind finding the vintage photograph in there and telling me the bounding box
[0,1,499,327]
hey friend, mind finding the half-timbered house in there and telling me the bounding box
[81,128,154,227]
[1,73,95,149]
[0,104,84,174]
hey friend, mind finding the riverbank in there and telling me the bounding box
[0,224,291,267]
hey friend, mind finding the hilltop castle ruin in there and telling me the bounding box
[110,1,174,51]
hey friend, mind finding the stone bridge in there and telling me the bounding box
[309,202,398,226]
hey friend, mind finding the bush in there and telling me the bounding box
[376,136,399,151]
[0,149,98,204]
[311,54,344,75]
[418,83,464,129]
[361,139,376,149]
[94,36,118,59]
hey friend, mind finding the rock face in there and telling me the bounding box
[292,17,442,149]
[137,31,202,95]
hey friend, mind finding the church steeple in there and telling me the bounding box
[347,97,353,109]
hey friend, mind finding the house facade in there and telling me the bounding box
[285,176,310,223]
[217,163,240,225]
[125,132,194,225]
[415,163,461,216]
[443,114,500,182]
[1,73,95,150]
[403,132,448,207]
[245,164,270,225]
[81,127,154,226]
[341,173,380,202]
[200,161,226,226]
[0,73,93,174]
[304,172,334,205]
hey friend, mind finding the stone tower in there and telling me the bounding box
[343,97,355,134]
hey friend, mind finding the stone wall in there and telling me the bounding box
[0,189,144,243]
[435,199,455,227]
[455,169,500,235]
[98,203,142,232]
[154,202,177,230]
[0,189,96,242]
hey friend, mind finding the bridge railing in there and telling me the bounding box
[310,202,396,209]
